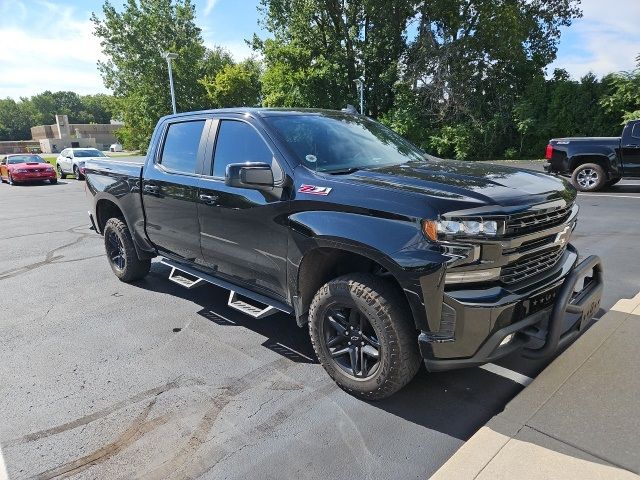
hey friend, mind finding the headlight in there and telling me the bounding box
[422,219,502,240]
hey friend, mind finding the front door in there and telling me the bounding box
[142,117,211,262]
[621,122,640,178]
[197,118,290,300]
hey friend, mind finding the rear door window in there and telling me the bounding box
[160,120,206,174]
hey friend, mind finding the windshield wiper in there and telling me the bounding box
[326,167,361,175]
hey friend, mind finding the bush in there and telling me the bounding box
[504,147,518,159]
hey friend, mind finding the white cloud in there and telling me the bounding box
[550,0,640,79]
[0,1,108,99]
[204,0,220,16]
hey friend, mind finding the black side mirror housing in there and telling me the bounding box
[225,162,274,190]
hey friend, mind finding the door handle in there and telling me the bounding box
[143,184,159,195]
[199,194,219,205]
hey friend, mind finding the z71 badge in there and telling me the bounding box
[298,184,332,196]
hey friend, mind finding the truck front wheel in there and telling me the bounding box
[308,273,421,400]
[103,217,151,282]
[572,163,606,192]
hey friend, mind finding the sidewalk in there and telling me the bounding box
[432,292,640,480]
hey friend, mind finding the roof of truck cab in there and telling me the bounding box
[160,107,356,121]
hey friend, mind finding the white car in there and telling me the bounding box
[56,148,107,180]
[109,143,123,152]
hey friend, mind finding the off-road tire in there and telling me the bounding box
[308,273,421,400]
[571,163,606,192]
[103,217,151,282]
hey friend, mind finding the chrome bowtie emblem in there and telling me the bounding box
[555,225,571,246]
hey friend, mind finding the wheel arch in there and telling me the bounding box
[94,194,156,261]
[569,154,612,176]
[294,245,412,328]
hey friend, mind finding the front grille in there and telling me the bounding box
[505,203,573,237]
[500,246,566,284]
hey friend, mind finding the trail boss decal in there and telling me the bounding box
[298,184,332,196]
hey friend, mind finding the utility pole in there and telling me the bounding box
[163,52,178,114]
[354,76,365,115]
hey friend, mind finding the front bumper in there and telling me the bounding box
[12,171,57,181]
[420,250,603,371]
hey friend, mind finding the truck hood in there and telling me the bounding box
[346,159,573,206]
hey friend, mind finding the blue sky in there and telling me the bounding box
[0,0,639,99]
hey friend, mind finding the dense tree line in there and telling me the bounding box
[4,0,640,158]
[0,92,113,141]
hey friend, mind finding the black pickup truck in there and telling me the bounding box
[545,119,640,191]
[85,108,603,399]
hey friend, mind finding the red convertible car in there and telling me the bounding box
[0,154,57,185]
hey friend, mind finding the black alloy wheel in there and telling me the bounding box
[102,217,151,282]
[308,273,421,400]
[324,305,381,379]
[106,230,126,272]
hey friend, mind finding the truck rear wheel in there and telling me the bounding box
[572,163,606,192]
[308,273,421,400]
[103,217,151,282]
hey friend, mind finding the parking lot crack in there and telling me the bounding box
[0,226,95,281]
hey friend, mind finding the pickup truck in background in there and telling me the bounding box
[545,119,640,191]
[85,108,603,399]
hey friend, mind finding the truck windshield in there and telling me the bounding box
[266,114,427,173]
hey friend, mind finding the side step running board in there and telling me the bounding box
[167,267,204,289]
[160,257,293,316]
[228,291,277,319]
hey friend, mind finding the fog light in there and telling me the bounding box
[500,333,514,347]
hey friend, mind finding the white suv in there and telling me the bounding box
[56,148,107,180]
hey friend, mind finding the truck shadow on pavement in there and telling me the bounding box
[131,262,525,441]
[139,262,319,364]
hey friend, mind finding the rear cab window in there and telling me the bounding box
[159,120,207,174]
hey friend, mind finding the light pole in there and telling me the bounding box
[354,76,365,115]
[163,51,178,114]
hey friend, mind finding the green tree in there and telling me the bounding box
[0,98,35,141]
[91,0,209,150]
[601,66,640,123]
[388,0,582,159]
[254,0,416,115]
[78,94,115,124]
[200,59,262,108]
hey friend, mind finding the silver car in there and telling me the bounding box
[56,148,107,180]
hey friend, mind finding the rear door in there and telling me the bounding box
[621,121,640,177]
[142,115,213,262]
[197,116,290,299]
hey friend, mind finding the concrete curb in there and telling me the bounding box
[431,293,640,480]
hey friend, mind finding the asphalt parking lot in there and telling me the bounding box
[0,165,638,480]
